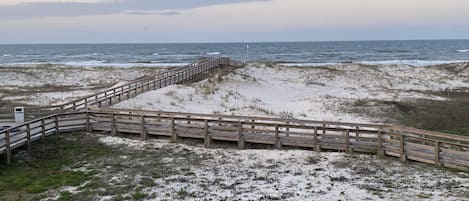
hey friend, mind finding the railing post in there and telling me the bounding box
[345,129,351,153]
[120,86,124,101]
[435,141,441,167]
[170,118,177,142]
[5,130,11,165]
[126,84,130,99]
[26,124,31,154]
[141,116,146,140]
[41,119,46,144]
[250,119,255,134]
[400,135,406,162]
[275,124,281,149]
[86,112,91,132]
[55,115,59,135]
[314,127,320,152]
[356,126,360,142]
[204,120,211,148]
[286,122,290,136]
[377,131,383,156]
[111,113,116,135]
[238,122,245,149]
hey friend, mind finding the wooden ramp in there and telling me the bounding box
[0,58,236,121]
[1,108,468,171]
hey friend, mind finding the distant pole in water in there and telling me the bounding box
[245,44,249,64]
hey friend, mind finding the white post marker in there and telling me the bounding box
[246,44,249,64]
[14,107,25,123]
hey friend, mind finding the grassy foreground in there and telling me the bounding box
[0,133,117,201]
[390,95,469,136]
[351,91,469,136]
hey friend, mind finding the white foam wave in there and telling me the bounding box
[278,60,469,67]
[0,61,189,68]
[153,53,159,56]
[279,62,338,67]
[2,54,12,57]
[206,52,221,55]
[457,49,469,53]
[164,54,200,57]
[359,60,469,66]
[63,61,189,67]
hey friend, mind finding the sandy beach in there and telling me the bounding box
[111,62,469,124]
[1,62,468,201]
[0,64,168,107]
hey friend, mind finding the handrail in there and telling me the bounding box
[88,107,469,146]
[1,58,467,171]
[0,58,231,120]
[88,107,388,128]
[1,108,468,170]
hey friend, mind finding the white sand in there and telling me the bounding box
[0,65,167,105]
[92,135,469,201]
[114,63,469,123]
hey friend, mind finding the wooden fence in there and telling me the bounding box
[0,58,232,121]
[1,108,468,171]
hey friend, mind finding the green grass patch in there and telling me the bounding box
[0,133,115,200]
[132,191,148,201]
[380,99,469,136]
[57,191,73,201]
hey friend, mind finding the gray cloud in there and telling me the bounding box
[0,0,264,19]
[124,10,182,16]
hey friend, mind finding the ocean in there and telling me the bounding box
[1,40,469,67]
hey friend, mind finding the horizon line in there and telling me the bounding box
[1,38,469,45]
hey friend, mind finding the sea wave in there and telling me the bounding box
[0,60,190,68]
[62,61,190,67]
[278,60,469,67]
[360,60,469,66]
[206,52,221,55]
[457,49,469,53]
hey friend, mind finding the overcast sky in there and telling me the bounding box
[0,0,468,43]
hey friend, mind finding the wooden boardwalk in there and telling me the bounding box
[0,57,468,171]
[0,58,235,121]
[1,107,468,171]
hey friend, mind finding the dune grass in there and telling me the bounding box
[0,134,116,201]
[383,98,469,136]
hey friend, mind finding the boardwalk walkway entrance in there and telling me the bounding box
[0,58,235,121]
[1,107,468,171]
[0,57,468,171]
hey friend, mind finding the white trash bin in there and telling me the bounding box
[14,107,25,123]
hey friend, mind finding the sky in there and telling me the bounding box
[0,0,468,43]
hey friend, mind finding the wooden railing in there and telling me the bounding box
[0,112,87,164]
[0,58,231,121]
[1,108,468,171]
